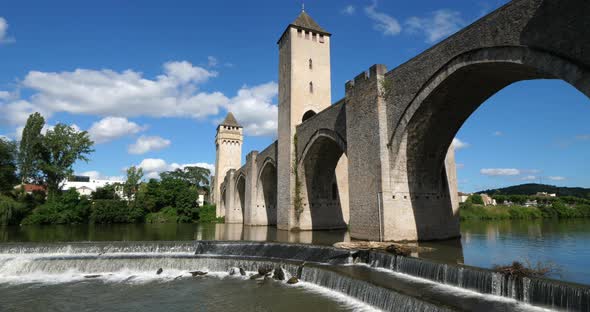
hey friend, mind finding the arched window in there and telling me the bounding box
[309,59,313,70]
[309,81,314,93]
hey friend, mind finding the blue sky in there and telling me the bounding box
[0,0,588,192]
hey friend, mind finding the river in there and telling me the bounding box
[1,218,589,285]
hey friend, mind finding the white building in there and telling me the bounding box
[62,176,125,197]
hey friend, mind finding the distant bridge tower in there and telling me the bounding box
[213,113,243,217]
[277,10,333,230]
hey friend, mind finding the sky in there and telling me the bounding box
[0,0,588,192]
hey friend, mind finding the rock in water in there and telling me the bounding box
[273,267,285,280]
[229,267,238,276]
[385,245,411,257]
[239,268,246,276]
[287,277,299,284]
[258,266,272,276]
[84,274,101,279]
[249,274,262,280]
[189,271,208,277]
[156,268,163,275]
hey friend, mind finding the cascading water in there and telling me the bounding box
[1,241,589,311]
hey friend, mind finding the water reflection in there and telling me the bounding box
[0,223,350,246]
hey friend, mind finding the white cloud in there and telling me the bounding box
[521,175,537,181]
[480,168,521,176]
[78,170,124,182]
[0,60,280,138]
[365,2,401,36]
[88,117,146,144]
[549,176,566,181]
[226,81,278,136]
[137,158,214,180]
[0,17,14,44]
[128,135,171,155]
[406,9,465,43]
[452,138,469,150]
[0,61,226,128]
[207,56,218,67]
[342,5,356,15]
[493,131,503,136]
[456,163,465,169]
[0,91,11,100]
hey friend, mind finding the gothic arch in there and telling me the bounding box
[297,128,349,230]
[255,157,277,225]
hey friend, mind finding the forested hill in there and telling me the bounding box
[477,183,590,198]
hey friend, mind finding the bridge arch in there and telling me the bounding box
[302,110,317,122]
[387,46,590,240]
[255,157,277,225]
[232,172,246,223]
[297,129,349,230]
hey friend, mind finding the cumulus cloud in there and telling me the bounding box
[226,81,278,136]
[137,158,214,179]
[88,117,146,144]
[0,60,279,138]
[0,17,14,44]
[365,2,401,36]
[128,135,171,155]
[549,176,566,181]
[452,138,469,150]
[342,5,356,15]
[406,9,465,43]
[0,61,225,128]
[493,131,503,136]
[480,168,520,176]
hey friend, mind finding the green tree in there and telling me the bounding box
[124,166,143,200]
[18,112,45,184]
[468,194,484,205]
[92,183,121,200]
[0,138,19,193]
[160,166,210,189]
[38,124,94,199]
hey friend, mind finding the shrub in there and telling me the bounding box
[90,199,144,224]
[0,195,28,225]
[145,206,178,223]
[21,189,90,225]
[198,204,224,223]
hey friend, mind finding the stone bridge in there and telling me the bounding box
[217,0,590,241]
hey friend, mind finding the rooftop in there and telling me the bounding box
[220,112,241,128]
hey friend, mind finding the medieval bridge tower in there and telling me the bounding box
[213,0,589,242]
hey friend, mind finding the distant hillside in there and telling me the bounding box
[477,183,590,198]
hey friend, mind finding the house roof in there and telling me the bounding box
[220,112,241,127]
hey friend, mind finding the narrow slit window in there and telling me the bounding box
[309,81,314,93]
[319,35,325,43]
[309,59,313,70]
[297,29,302,38]
[305,31,309,39]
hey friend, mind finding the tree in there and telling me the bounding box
[468,194,484,205]
[92,183,121,200]
[18,112,45,184]
[159,166,210,190]
[0,138,19,193]
[38,124,94,199]
[124,166,143,200]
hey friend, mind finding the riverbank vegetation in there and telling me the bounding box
[0,112,219,226]
[460,194,590,221]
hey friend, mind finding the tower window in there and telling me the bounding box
[309,59,313,70]
[312,33,317,41]
[319,35,325,43]
[297,29,302,38]
[309,82,314,93]
[305,31,309,39]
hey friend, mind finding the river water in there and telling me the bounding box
[1,220,589,311]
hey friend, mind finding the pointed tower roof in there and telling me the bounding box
[278,10,331,43]
[291,11,328,35]
[220,112,241,128]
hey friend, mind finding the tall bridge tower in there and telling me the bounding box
[276,9,332,229]
[213,113,243,217]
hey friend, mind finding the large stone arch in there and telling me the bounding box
[387,46,590,241]
[297,128,349,230]
[229,172,246,224]
[254,157,277,225]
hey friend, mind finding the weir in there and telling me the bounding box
[1,241,588,311]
